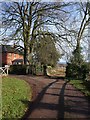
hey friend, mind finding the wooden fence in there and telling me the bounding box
[0,65,9,76]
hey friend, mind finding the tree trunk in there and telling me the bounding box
[26,46,31,74]
[24,48,27,64]
[43,65,47,76]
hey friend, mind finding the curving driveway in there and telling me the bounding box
[10,75,90,119]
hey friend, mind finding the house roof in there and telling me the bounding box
[0,45,23,55]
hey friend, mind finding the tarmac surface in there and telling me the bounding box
[10,75,90,119]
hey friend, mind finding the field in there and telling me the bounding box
[2,76,32,118]
[47,66,66,77]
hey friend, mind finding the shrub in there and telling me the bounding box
[66,46,90,80]
[9,65,27,75]
[81,63,90,80]
[9,64,44,75]
[66,62,90,80]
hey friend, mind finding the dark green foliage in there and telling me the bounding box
[29,64,44,75]
[66,47,90,80]
[29,64,43,75]
[66,62,90,80]
[9,65,27,75]
[29,65,36,75]
[9,64,44,75]
[81,63,90,80]
[70,47,84,66]
[33,33,60,76]
[85,62,90,81]
[33,33,60,67]
[66,63,78,79]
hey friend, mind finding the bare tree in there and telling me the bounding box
[76,2,90,50]
[54,1,90,61]
[1,1,70,66]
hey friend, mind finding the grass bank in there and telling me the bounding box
[70,80,90,98]
[2,76,32,118]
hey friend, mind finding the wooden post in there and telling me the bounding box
[5,65,10,75]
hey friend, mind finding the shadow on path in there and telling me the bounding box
[57,80,69,119]
[21,78,63,119]
[20,76,90,119]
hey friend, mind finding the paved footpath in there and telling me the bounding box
[10,75,90,119]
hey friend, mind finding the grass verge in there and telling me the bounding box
[70,79,90,98]
[2,76,32,119]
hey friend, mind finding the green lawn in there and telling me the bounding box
[2,76,32,119]
[70,80,90,97]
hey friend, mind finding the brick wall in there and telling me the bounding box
[2,52,23,65]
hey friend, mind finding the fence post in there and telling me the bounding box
[5,65,10,75]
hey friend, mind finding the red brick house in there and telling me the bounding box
[0,45,23,66]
